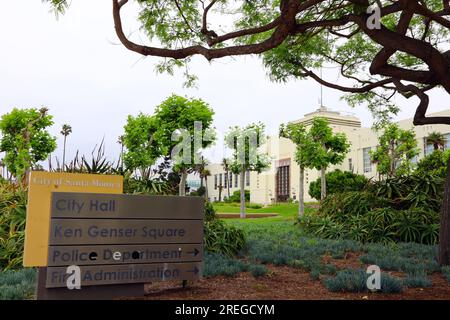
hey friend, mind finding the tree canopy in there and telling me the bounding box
[46,0,450,125]
[0,108,56,179]
[370,123,420,177]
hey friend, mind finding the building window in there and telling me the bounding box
[348,158,353,172]
[245,171,250,186]
[363,147,372,173]
[229,172,233,188]
[235,174,238,188]
[214,174,218,190]
[224,172,228,188]
[424,138,434,156]
[219,173,223,188]
[276,165,290,202]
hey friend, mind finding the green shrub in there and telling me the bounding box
[203,252,247,277]
[323,269,367,293]
[380,273,403,293]
[0,268,36,300]
[0,183,27,271]
[403,273,432,288]
[204,219,246,257]
[441,266,450,283]
[309,170,368,201]
[302,192,440,245]
[323,268,403,293]
[247,203,262,209]
[248,264,268,278]
[415,150,450,178]
[226,190,250,203]
[204,201,217,222]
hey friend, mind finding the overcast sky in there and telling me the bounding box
[1,1,449,166]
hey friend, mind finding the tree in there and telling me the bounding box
[225,123,271,218]
[195,156,211,200]
[222,158,231,199]
[122,113,163,180]
[306,118,350,200]
[0,107,56,181]
[117,135,125,172]
[371,123,419,178]
[308,169,368,200]
[279,122,310,217]
[46,0,450,266]
[153,95,215,196]
[416,149,450,178]
[427,131,447,151]
[60,124,72,170]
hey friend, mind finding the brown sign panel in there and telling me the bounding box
[48,244,203,266]
[49,219,203,245]
[51,192,204,220]
[45,262,202,288]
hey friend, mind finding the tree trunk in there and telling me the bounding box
[299,166,305,218]
[439,156,450,266]
[240,169,246,219]
[62,136,67,171]
[320,167,326,200]
[204,176,209,200]
[227,171,231,199]
[219,186,222,202]
[179,170,187,196]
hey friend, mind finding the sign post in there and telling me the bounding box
[37,192,204,299]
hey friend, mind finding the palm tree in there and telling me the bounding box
[222,158,231,199]
[60,124,72,170]
[202,169,211,200]
[427,132,446,151]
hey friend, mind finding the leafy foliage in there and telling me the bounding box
[301,171,444,244]
[122,113,163,179]
[323,268,403,294]
[203,252,247,278]
[308,169,368,201]
[225,190,250,203]
[0,108,56,179]
[370,124,419,178]
[0,268,36,300]
[0,183,27,271]
[204,219,246,257]
[415,150,450,178]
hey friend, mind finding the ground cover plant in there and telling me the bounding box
[225,207,450,294]
[300,172,443,245]
[0,268,36,300]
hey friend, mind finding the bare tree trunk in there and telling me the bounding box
[439,156,450,266]
[320,167,326,200]
[227,172,231,199]
[62,136,67,171]
[179,170,187,196]
[204,176,208,201]
[240,169,246,218]
[299,166,305,218]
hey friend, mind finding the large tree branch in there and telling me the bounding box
[112,0,300,60]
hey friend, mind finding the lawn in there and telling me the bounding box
[213,202,317,222]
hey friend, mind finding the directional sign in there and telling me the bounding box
[49,219,203,245]
[51,192,204,219]
[47,244,203,266]
[45,192,205,291]
[45,262,203,288]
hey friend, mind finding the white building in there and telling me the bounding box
[205,106,450,204]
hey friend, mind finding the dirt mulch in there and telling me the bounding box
[134,253,450,300]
